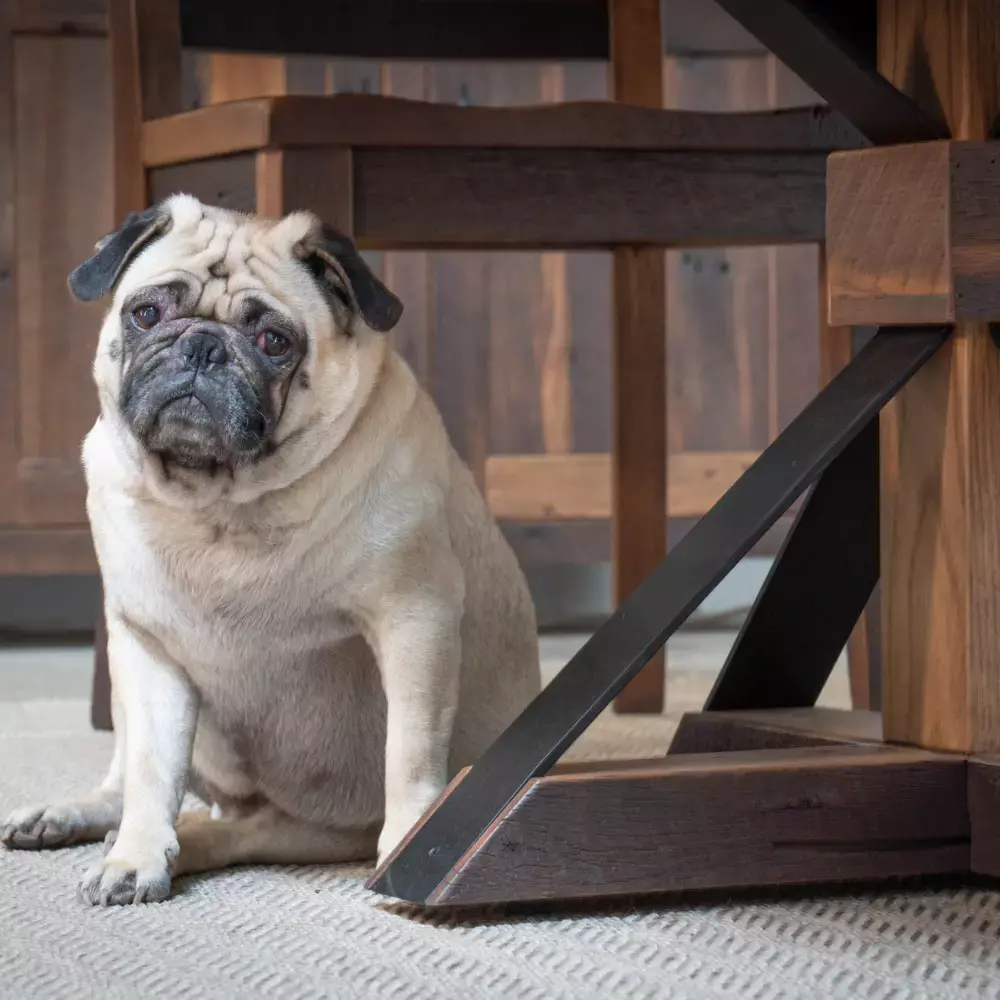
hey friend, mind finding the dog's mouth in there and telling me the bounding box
[148,394,226,470]
[123,371,271,472]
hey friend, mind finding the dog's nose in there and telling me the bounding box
[179,329,228,369]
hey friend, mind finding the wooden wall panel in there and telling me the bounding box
[664,56,771,453]
[0,1,17,527]
[13,35,111,525]
[487,65,549,457]
[768,58,823,438]
[379,63,433,388]
[563,65,612,456]
[425,65,493,488]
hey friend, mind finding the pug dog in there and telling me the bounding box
[0,195,540,905]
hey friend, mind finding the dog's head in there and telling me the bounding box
[71,195,401,499]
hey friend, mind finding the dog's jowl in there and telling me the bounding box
[0,195,540,906]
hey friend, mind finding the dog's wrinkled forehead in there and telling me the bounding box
[70,193,402,333]
[118,195,316,320]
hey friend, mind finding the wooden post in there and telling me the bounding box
[880,0,1000,752]
[610,0,667,713]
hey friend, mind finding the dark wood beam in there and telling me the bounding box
[179,0,611,61]
[713,0,947,144]
[149,146,833,249]
[705,417,878,712]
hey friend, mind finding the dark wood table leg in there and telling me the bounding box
[91,594,112,732]
[411,747,968,906]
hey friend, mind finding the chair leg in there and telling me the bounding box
[91,601,112,732]
[609,0,667,715]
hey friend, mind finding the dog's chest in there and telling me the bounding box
[114,513,362,676]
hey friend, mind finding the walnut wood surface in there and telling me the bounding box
[878,0,1000,754]
[425,746,968,904]
[669,708,883,755]
[139,95,866,168]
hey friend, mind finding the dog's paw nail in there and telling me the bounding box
[79,861,171,907]
[1,806,76,850]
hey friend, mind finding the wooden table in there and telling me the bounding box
[368,0,1000,906]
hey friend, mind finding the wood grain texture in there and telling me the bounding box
[485,451,758,520]
[203,53,286,103]
[11,0,106,35]
[949,142,1000,318]
[827,143,952,326]
[827,141,1000,325]
[14,35,110,526]
[134,0,182,120]
[379,63,432,389]
[610,247,666,709]
[425,66,491,491]
[767,59,824,442]
[879,0,1000,144]
[108,0,144,220]
[0,528,97,575]
[427,746,969,904]
[353,147,828,249]
[880,0,1000,754]
[0,0,16,525]
[669,708,883,755]
[482,63,549,460]
[969,756,1000,875]
[138,95,865,168]
[664,56,773,456]
[255,148,354,231]
[148,154,256,212]
[610,0,666,714]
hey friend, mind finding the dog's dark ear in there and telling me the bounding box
[303,225,403,333]
[68,206,169,302]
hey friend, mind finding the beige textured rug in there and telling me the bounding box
[3,696,1000,1000]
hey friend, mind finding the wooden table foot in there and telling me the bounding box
[669,708,882,755]
[368,746,968,906]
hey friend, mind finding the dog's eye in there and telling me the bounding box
[130,304,160,330]
[257,329,290,357]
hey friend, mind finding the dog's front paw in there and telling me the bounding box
[378,801,437,865]
[2,803,87,850]
[2,792,121,851]
[78,830,178,906]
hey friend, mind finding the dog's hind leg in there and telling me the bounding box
[171,805,378,876]
[1,694,126,850]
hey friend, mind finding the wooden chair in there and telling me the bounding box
[92,0,870,730]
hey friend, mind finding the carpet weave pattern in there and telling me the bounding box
[2,699,1000,1000]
